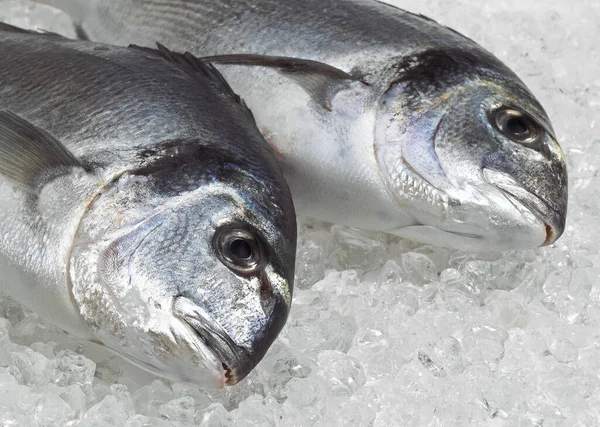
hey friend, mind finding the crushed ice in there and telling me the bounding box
[1,0,599,425]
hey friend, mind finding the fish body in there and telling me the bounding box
[0,25,296,386]
[45,0,569,250]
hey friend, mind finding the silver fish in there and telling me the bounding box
[41,0,569,250]
[0,24,296,387]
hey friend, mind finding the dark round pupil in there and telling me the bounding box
[230,238,252,260]
[506,116,529,136]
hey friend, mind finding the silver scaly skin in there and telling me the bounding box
[0,25,296,387]
[40,0,568,250]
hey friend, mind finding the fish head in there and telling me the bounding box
[375,49,567,250]
[70,156,296,387]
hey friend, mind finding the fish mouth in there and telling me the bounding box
[173,297,251,386]
[483,168,564,246]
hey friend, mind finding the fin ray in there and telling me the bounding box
[129,43,253,117]
[0,111,82,190]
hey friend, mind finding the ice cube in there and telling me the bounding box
[197,403,235,427]
[316,350,366,397]
[329,225,388,271]
[418,336,467,377]
[0,0,599,425]
[34,394,75,427]
[9,348,50,387]
[158,396,195,424]
[50,350,96,395]
[133,380,174,418]
[77,395,128,427]
[461,325,509,370]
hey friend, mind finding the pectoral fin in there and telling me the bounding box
[201,54,367,110]
[0,111,83,191]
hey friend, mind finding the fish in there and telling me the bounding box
[38,0,569,251]
[0,23,297,387]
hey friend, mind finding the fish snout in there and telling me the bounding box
[173,290,289,385]
[483,168,566,246]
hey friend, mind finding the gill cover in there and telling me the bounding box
[375,49,567,249]
[68,159,295,386]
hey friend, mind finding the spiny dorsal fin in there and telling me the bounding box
[199,54,366,111]
[0,111,83,191]
[128,43,252,116]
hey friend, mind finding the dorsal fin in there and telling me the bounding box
[128,43,253,117]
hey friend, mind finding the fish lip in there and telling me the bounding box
[483,168,564,246]
[173,297,251,386]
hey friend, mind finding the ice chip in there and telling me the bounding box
[198,403,235,427]
[78,395,128,427]
[133,380,174,418]
[58,385,87,418]
[549,339,579,363]
[110,384,135,416]
[50,350,96,395]
[94,356,124,383]
[30,342,57,359]
[34,394,74,427]
[9,348,50,387]
[124,415,173,427]
[417,337,467,377]
[1,0,599,424]
[543,269,590,324]
[10,312,64,346]
[399,252,438,286]
[349,328,392,380]
[462,325,509,369]
[172,383,213,411]
[329,225,388,271]
[439,268,465,290]
[325,386,380,426]
[0,318,16,367]
[295,238,327,290]
[286,304,355,354]
[265,344,311,401]
[283,377,326,423]
[484,290,528,329]
[234,394,283,426]
[413,245,451,272]
[0,295,25,325]
[316,350,366,397]
[0,411,33,427]
[373,396,421,427]
[158,396,195,424]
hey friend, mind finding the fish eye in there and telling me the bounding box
[214,227,263,274]
[492,107,541,144]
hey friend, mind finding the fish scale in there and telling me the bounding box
[0,24,297,387]
[45,0,568,250]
